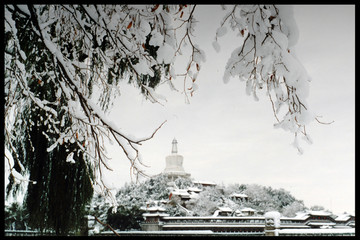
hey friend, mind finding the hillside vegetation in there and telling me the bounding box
[90,174,307,231]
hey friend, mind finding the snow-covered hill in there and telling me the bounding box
[89,174,308,231]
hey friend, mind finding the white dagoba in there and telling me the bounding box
[163,138,191,179]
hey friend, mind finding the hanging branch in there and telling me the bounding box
[19,4,170,197]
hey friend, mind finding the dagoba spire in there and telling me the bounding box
[163,138,190,179]
[171,138,178,154]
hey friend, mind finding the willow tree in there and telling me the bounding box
[5,4,320,233]
[9,81,94,234]
[5,4,200,207]
[5,8,95,233]
[4,4,174,234]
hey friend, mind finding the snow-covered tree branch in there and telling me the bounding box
[216,5,317,154]
[5,4,201,199]
[5,4,321,207]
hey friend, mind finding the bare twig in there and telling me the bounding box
[315,117,334,125]
[94,216,120,237]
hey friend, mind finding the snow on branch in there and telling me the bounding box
[217,5,323,154]
[5,4,188,199]
[4,4,328,204]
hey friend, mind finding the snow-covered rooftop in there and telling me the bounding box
[163,216,265,220]
[171,189,191,197]
[193,180,217,186]
[188,187,202,192]
[307,222,336,226]
[163,224,265,228]
[308,210,332,216]
[229,193,248,198]
[143,212,170,217]
[143,206,167,212]
[335,214,353,221]
[240,207,256,212]
[218,207,233,212]
[293,212,310,220]
[189,192,199,199]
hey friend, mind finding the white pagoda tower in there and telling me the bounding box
[163,138,191,179]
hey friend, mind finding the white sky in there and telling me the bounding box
[101,5,355,215]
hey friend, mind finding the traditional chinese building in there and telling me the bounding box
[141,209,355,233]
[229,192,249,202]
[144,139,356,234]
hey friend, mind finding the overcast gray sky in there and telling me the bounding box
[104,5,355,215]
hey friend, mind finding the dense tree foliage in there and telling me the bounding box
[6,67,94,235]
[4,202,29,231]
[106,205,144,231]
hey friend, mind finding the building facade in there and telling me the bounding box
[141,210,355,233]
